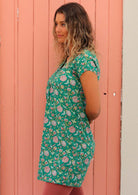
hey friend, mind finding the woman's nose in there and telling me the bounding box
[56,24,61,33]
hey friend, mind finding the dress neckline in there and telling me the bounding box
[58,56,69,70]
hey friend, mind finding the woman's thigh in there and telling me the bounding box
[70,186,84,195]
[43,182,73,195]
[43,182,84,195]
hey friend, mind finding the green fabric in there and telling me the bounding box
[37,49,100,187]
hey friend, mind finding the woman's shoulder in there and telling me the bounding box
[72,49,100,73]
[72,49,99,67]
[74,49,97,62]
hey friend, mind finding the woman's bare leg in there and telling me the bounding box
[69,186,84,195]
[43,182,73,195]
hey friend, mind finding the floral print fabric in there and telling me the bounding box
[37,49,100,187]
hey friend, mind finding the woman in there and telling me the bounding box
[37,2,101,195]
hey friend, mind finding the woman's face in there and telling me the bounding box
[55,13,68,43]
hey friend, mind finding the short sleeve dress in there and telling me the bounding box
[37,49,100,187]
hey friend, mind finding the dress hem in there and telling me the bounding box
[37,176,82,188]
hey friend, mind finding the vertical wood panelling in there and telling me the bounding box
[34,0,49,194]
[107,0,122,194]
[0,0,15,194]
[95,0,109,194]
[17,0,33,194]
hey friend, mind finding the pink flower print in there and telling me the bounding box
[72,96,78,103]
[53,136,58,143]
[81,62,85,65]
[77,174,81,179]
[86,127,91,133]
[82,143,87,149]
[44,150,49,156]
[51,120,56,126]
[50,87,53,93]
[59,149,63,152]
[60,75,67,81]
[44,117,48,124]
[72,160,75,165]
[62,156,69,163]
[57,105,63,112]
[80,112,85,118]
[77,162,80,165]
[69,126,75,133]
[67,88,71,91]
[85,158,89,164]
[72,174,74,179]
[70,136,73,140]
[44,166,50,173]
[91,61,96,67]
[66,110,71,116]
[69,121,72,125]
[54,89,58,95]
[70,80,76,86]
[61,141,66,146]
[69,168,73,172]
[72,91,75,95]
[52,170,57,176]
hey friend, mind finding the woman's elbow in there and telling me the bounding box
[90,107,101,120]
[85,105,101,122]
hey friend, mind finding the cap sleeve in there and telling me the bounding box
[74,51,100,80]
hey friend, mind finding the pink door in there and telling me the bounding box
[0,0,122,194]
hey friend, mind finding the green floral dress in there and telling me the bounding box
[37,49,100,187]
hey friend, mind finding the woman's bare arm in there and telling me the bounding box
[80,70,101,123]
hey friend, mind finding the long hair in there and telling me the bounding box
[53,2,97,66]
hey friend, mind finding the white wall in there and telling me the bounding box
[121,0,138,195]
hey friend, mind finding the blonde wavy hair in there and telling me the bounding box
[53,2,98,67]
